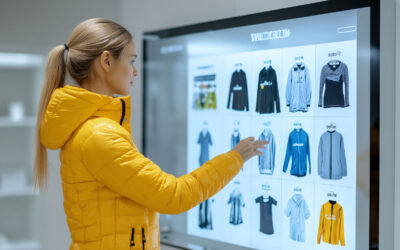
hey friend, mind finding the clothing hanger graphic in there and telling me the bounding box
[233,120,240,132]
[232,181,241,193]
[234,62,242,71]
[233,120,240,135]
[293,121,302,130]
[262,121,271,135]
[261,184,271,199]
[326,122,337,132]
[202,121,208,135]
[328,51,341,66]
[294,53,304,64]
[327,191,337,202]
[264,58,272,67]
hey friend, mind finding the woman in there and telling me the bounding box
[34,18,268,250]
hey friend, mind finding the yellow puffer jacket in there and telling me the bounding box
[40,84,243,250]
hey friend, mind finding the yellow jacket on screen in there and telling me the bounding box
[317,200,345,246]
[40,84,243,250]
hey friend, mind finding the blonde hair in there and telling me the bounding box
[34,18,132,191]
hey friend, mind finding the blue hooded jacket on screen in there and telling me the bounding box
[283,128,311,177]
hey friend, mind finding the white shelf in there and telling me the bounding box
[0,187,39,197]
[0,53,44,69]
[0,117,36,127]
[0,240,41,250]
[0,52,44,250]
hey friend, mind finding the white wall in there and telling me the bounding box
[0,1,122,250]
[395,0,400,249]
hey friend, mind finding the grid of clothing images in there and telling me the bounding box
[187,40,357,250]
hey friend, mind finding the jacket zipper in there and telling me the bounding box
[119,99,126,125]
[297,131,300,175]
[330,132,333,179]
[142,227,146,250]
[130,228,135,248]
[329,203,333,244]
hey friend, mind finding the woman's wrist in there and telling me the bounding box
[228,149,244,166]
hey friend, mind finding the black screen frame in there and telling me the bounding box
[142,1,380,249]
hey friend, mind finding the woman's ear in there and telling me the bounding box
[99,51,112,72]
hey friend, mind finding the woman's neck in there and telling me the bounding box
[80,78,114,97]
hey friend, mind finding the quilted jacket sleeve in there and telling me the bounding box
[282,135,292,173]
[273,71,280,113]
[318,66,326,107]
[227,72,234,109]
[339,207,346,246]
[285,69,292,106]
[317,205,324,244]
[284,199,291,217]
[80,123,243,215]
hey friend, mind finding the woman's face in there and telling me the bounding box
[106,40,138,96]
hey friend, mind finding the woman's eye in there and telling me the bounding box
[130,60,135,65]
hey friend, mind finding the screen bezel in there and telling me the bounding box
[142,0,380,249]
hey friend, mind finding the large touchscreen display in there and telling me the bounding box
[186,10,357,250]
[144,6,371,250]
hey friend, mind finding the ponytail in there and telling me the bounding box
[33,45,67,191]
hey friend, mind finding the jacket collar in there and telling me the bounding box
[294,128,303,133]
[293,62,305,71]
[292,194,304,205]
[328,200,337,206]
[261,128,272,137]
[40,84,131,149]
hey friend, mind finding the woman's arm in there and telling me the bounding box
[80,122,243,215]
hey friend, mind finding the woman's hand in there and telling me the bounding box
[232,137,269,163]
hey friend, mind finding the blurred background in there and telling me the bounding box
[0,0,399,249]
